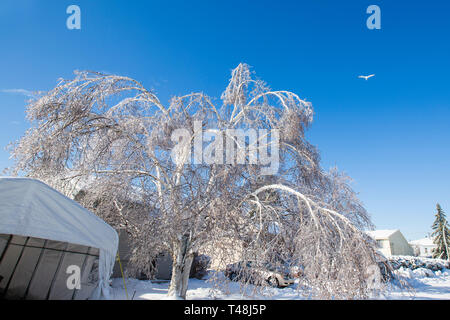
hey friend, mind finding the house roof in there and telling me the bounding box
[365,229,399,239]
[409,237,436,246]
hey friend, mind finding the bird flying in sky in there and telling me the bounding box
[358,74,375,80]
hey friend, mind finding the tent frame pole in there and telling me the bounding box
[2,237,30,299]
[71,247,90,300]
[0,235,13,266]
[45,242,69,300]
[22,240,48,300]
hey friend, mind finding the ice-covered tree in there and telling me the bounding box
[431,204,450,260]
[9,64,380,299]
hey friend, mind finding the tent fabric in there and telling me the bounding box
[0,234,100,300]
[0,177,118,299]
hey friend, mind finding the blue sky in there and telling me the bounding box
[0,0,449,240]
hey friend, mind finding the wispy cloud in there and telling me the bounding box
[1,88,36,97]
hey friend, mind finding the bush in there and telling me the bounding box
[190,254,211,279]
[388,256,450,272]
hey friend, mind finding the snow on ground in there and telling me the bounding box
[110,274,306,300]
[386,268,450,300]
[110,268,450,300]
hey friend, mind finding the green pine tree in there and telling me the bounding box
[431,204,450,260]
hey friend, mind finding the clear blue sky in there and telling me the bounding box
[0,0,449,240]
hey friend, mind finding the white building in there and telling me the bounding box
[366,229,414,257]
[409,237,437,258]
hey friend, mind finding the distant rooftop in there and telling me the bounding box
[365,229,399,239]
[409,237,436,246]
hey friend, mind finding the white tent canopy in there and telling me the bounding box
[0,177,118,299]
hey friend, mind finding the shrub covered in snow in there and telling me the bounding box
[388,256,450,272]
[395,267,434,279]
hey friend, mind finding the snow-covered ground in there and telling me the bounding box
[110,268,450,300]
[386,268,450,300]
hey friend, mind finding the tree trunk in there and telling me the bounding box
[167,235,194,299]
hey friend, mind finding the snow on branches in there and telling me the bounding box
[9,63,380,299]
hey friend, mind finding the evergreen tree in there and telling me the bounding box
[431,204,450,260]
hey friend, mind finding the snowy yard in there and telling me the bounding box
[387,268,450,300]
[110,268,450,300]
